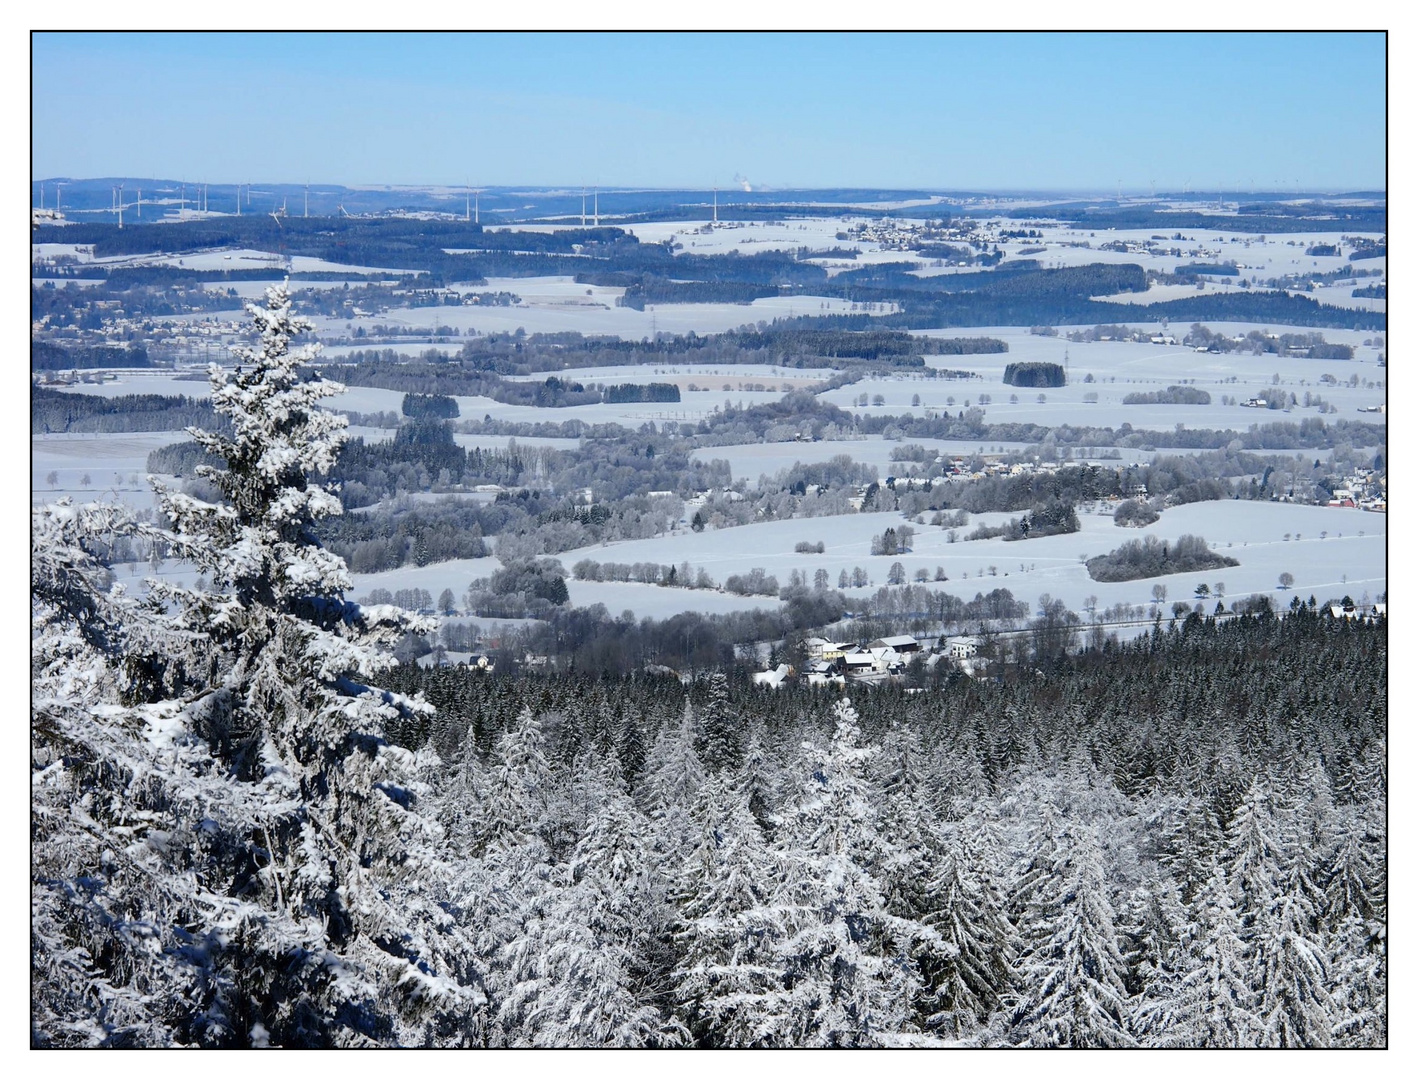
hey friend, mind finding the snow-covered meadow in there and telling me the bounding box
[301,274,893,341]
[813,325,1388,432]
[549,500,1385,623]
[53,369,794,427]
[690,437,1153,486]
[32,431,187,510]
[619,217,1384,312]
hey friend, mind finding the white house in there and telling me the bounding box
[864,647,905,673]
[946,635,979,659]
[841,651,876,676]
[804,637,851,662]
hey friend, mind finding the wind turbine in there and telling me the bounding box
[593,184,599,227]
[581,186,587,227]
[113,186,142,228]
[304,183,309,218]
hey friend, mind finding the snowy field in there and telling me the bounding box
[552,500,1385,623]
[31,427,583,515]
[610,220,1384,314]
[809,325,1388,431]
[50,373,218,399]
[328,383,787,426]
[33,277,106,289]
[53,372,790,427]
[66,495,1380,629]
[565,580,784,620]
[998,225,1382,279]
[499,362,836,391]
[32,431,189,510]
[33,241,427,278]
[348,556,502,601]
[302,275,892,341]
[690,437,1154,485]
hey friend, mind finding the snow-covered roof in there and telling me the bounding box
[874,635,919,649]
[752,663,791,688]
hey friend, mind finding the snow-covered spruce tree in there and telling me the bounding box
[1118,872,1189,1002]
[1322,803,1386,1046]
[735,719,782,837]
[1009,820,1135,1048]
[736,699,939,1047]
[1133,862,1263,1047]
[494,764,685,1047]
[32,285,484,1047]
[921,816,1018,1039]
[696,671,741,772]
[1217,774,1338,1045]
[479,705,555,856]
[670,772,788,1046]
[640,698,706,865]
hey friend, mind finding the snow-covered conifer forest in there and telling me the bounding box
[33,288,1385,1048]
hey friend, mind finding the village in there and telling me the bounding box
[755,631,981,688]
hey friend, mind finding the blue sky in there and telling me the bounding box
[31,31,1386,191]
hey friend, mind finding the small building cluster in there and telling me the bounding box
[786,632,983,688]
[1325,465,1386,512]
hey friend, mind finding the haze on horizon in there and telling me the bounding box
[33,31,1385,192]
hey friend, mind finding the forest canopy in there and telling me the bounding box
[1086,534,1241,582]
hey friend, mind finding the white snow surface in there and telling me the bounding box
[690,436,1153,485]
[32,432,190,510]
[552,501,1385,623]
[302,275,892,341]
[810,325,1388,431]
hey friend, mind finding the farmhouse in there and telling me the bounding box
[946,635,979,659]
[803,637,852,662]
[840,650,876,676]
[867,635,920,654]
[1328,603,1386,622]
[861,647,906,674]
